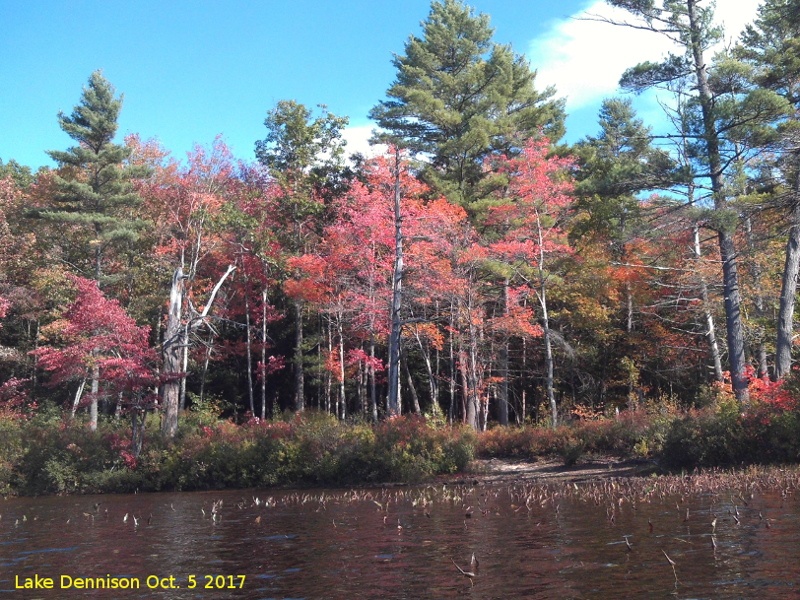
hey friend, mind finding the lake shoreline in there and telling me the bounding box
[452,455,663,485]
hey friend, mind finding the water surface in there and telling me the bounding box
[1,471,798,599]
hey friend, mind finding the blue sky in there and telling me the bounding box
[1,0,761,171]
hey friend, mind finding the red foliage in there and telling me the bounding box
[346,348,385,372]
[748,375,796,411]
[257,355,286,381]
[488,137,574,267]
[717,366,797,411]
[0,377,33,418]
[0,295,9,326]
[32,276,157,399]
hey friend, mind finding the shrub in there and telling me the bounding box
[658,397,800,470]
[475,409,675,463]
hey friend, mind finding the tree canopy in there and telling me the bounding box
[369,0,565,205]
[2,1,800,444]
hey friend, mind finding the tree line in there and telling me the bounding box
[1,0,800,439]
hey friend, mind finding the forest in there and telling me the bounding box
[2,0,800,488]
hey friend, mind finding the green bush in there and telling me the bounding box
[658,400,800,470]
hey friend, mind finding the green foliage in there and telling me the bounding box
[2,401,800,496]
[0,158,35,189]
[42,70,148,284]
[620,54,692,92]
[254,99,349,212]
[255,100,348,180]
[660,399,800,470]
[0,411,476,495]
[369,0,564,204]
[184,392,233,428]
[6,415,129,495]
[0,417,25,496]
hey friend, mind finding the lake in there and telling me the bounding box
[1,468,798,599]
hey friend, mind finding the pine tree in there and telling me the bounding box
[738,0,800,380]
[42,70,147,429]
[597,0,788,403]
[370,0,564,205]
[45,70,147,286]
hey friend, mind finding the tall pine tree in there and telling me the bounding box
[44,70,147,429]
[738,0,800,380]
[45,70,146,286]
[370,0,565,205]
[597,0,788,403]
[255,100,349,412]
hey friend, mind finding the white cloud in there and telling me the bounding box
[341,124,386,159]
[529,0,763,113]
[715,0,764,45]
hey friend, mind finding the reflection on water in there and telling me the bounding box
[1,470,798,599]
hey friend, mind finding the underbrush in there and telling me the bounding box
[0,410,475,495]
[476,397,800,471]
[1,395,799,496]
[477,406,675,465]
[659,399,800,469]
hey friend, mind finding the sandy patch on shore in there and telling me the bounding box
[452,456,657,485]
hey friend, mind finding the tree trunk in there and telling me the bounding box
[687,0,749,403]
[541,290,557,428]
[337,314,346,420]
[694,225,724,382]
[71,378,86,418]
[199,330,212,404]
[293,298,305,412]
[460,360,472,426]
[719,230,750,400]
[776,179,800,380]
[744,216,769,379]
[369,338,378,422]
[179,320,190,410]
[462,284,482,431]
[387,149,404,417]
[161,268,186,438]
[161,265,235,438]
[261,288,268,420]
[413,329,439,413]
[448,302,457,424]
[244,284,255,415]
[89,359,99,430]
[357,351,367,415]
[402,353,421,414]
[324,319,332,413]
[497,279,510,426]
[520,335,527,425]
[131,407,145,459]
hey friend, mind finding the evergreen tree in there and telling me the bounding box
[574,97,677,332]
[43,70,147,430]
[369,0,565,205]
[738,0,800,380]
[45,70,147,286]
[574,97,675,243]
[600,0,788,403]
[573,98,726,397]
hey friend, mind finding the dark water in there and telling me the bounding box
[1,471,799,599]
